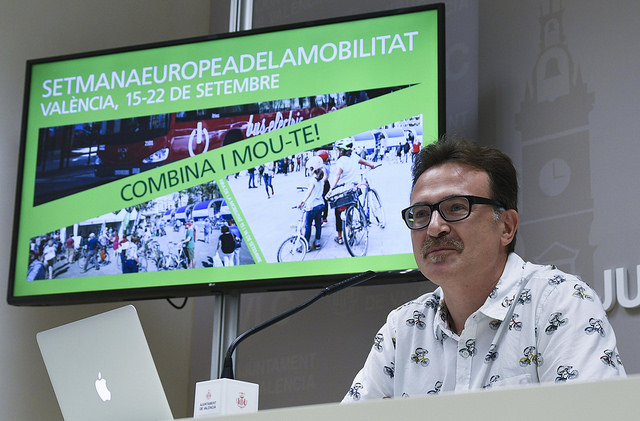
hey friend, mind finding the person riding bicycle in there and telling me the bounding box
[326,137,375,244]
[299,156,326,251]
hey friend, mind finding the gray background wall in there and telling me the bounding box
[1,0,638,419]
[478,0,640,385]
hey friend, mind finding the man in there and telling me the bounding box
[411,136,421,162]
[343,137,624,401]
[263,162,275,199]
[42,239,57,280]
[326,138,374,244]
[65,235,75,263]
[227,219,243,265]
[27,251,46,281]
[118,233,128,272]
[182,220,196,269]
[247,166,257,188]
[84,233,100,272]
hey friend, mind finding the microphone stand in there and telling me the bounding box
[221,270,376,379]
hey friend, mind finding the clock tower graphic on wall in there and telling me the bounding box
[515,0,595,281]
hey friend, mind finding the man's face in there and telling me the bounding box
[409,162,513,288]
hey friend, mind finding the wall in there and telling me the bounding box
[479,0,640,374]
[0,1,215,419]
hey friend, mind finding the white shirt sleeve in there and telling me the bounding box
[342,314,397,402]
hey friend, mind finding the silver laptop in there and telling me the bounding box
[37,305,174,421]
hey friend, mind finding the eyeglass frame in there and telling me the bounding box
[401,195,506,230]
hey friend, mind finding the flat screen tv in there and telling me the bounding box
[9,4,445,305]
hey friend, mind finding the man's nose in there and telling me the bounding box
[426,209,451,238]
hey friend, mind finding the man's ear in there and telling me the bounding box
[500,209,519,247]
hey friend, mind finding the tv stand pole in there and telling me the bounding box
[210,292,240,378]
[209,0,253,380]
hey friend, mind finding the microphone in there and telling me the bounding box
[221,270,376,379]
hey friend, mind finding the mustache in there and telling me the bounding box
[421,236,464,258]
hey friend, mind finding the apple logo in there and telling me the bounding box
[95,372,112,402]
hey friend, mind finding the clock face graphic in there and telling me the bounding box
[539,158,571,197]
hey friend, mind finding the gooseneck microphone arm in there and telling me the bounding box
[220,271,376,379]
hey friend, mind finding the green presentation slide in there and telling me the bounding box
[12,7,442,301]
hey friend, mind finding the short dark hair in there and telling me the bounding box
[412,136,518,252]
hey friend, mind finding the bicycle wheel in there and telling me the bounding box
[277,236,308,262]
[367,189,386,228]
[159,255,173,270]
[137,253,148,272]
[343,205,368,257]
[180,253,189,269]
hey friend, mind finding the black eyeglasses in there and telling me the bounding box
[401,195,505,230]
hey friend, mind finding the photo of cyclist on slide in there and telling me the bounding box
[229,115,421,263]
[326,137,375,245]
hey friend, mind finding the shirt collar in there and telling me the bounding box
[432,289,450,340]
[431,253,526,337]
[478,253,526,321]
